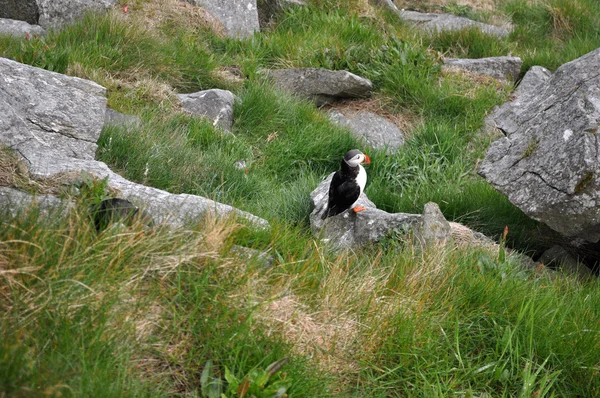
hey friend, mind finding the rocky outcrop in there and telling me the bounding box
[267,68,373,107]
[0,57,268,229]
[539,246,593,279]
[479,48,600,242]
[443,56,522,83]
[328,110,405,154]
[0,0,39,25]
[399,10,511,38]
[0,18,45,37]
[186,0,259,38]
[177,89,238,132]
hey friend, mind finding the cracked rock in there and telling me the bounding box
[479,47,600,242]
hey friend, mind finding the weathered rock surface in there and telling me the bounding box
[399,10,511,38]
[0,0,39,25]
[0,18,45,37]
[443,56,522,83]
[418,202,452,246]
[0,57,107,161]
[187,0,259,38]
[104,109,142,130]
[0,57,269,229]
[310,172,422,249]
[36,0,118,29]
[329,110,405,154]
[0,186,72,217]
[177,89,238,131]
[268,68,373,107]
[479,48,600,242]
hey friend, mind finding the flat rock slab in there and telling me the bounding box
[187,0,259,38]
[0,57,269,230]
[177,89,238,131]
[443,56,522,83]
[399,10,511,38]
[268,68,373,107]
[0,0,39,25]
[329,110,405,154]
[0,186,72,217]
[0,57,107,161]
[24,153,269,229]
[0,18,45,37]
[479,48,600,242]
[36,0,118,29]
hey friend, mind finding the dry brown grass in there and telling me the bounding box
[326,96,422,137]
[115,0,225,37]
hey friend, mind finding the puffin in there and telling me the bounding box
[322,149,371,219]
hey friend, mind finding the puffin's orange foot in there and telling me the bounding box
[352,206,366,213]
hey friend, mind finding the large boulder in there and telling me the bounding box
[0,57,107,161]
[443,56,522,83]
[0,0,39,25]
[36,0,119,29]
[267,68,373,107]
[177,89,238,132]
[399,10,511,38]
[0,57,269,229]
[479,48,600,242]
[328,110,405,154]
[0,18,45,37]
[186,0,259,38]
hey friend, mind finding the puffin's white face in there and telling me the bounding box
[345,152,371,167]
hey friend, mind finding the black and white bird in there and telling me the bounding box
[322,149,371,219]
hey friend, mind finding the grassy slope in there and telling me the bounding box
[1,0,600,396]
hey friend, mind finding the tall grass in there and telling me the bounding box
[2,0,600,396]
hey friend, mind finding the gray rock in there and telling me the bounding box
[479,48,600,242]
[539,245,593,279]
[0,186,72,217]
[267,68,373,107]
[328,110,405,154]
[417,202,452,246]
[0,18,45,37]
[187,0,259,38]
[0,0,39,25]
[0,58,269,230]
[514,65,552,98]
[36,0,118,30]
[177,89,238,131]
[0,57,107,161]
[483,65,552,136]
[443,56,522,83]
[310,172,421,249]
[104,108,142,130]
[399,10,511,38]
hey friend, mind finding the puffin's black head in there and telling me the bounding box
[343,149,371,167]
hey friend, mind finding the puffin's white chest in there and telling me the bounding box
[356,164,367,194]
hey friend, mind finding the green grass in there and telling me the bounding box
[2,0,600,396]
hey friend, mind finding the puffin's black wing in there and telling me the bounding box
[322,171,361,219]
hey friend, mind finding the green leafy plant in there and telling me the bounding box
[201,358,291,398]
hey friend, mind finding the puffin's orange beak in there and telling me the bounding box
[363,154,371,164]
